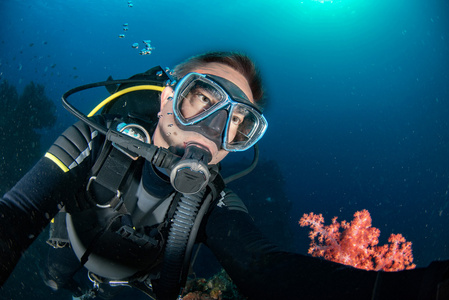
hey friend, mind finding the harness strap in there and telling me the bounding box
[86,144,136,209]
[90,137,113,176]
[95,147,134,194]
[77,141,139,270]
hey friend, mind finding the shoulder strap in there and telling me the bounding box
[87,144,136,209]
[86,116,144,209]
[92,148,134,199]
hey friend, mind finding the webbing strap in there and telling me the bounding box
[94,147,134,193]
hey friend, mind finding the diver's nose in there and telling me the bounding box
[199,110,227,138]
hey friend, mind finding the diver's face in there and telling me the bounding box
[153,63,254,165]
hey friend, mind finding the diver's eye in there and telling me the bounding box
[231,115,243,125]
[194,92,211,105]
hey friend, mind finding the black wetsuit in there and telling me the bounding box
[1,117,448,300]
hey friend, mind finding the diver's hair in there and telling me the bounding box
[173,51,266,109]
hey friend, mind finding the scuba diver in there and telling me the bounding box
[0,51,449,300]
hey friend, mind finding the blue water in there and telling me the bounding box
[1,0,449,298]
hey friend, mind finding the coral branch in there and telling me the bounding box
[299,209,416,271]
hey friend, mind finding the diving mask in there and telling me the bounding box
[173,72,268,152]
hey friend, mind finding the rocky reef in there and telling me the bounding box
[182,269,247,300]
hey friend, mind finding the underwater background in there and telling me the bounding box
[1,0,449,298]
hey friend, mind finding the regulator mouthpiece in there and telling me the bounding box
[170,144,212,194]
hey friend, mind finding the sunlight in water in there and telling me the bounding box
[296,0,364,17]
[300,0,341,3]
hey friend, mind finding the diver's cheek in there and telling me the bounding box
[226,124,238,144]
[153,111,183,148]
[159,105,182,137]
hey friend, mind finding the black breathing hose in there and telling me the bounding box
[224,143,260,184]
[156,189,206,300]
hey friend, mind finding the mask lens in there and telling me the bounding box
[177,77,226,122]
[225,104,267,151]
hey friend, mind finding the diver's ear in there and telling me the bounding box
[160,86,174,110]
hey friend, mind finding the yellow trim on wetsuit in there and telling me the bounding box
[87,85,166,117]
[45,152,69,173]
